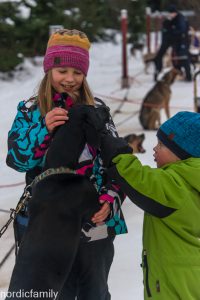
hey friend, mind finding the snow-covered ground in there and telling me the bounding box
[0,36,195,299]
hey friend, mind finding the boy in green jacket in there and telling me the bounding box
[101,111,200,299]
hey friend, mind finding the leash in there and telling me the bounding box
[0,185,31,238]
[0,167,76,239]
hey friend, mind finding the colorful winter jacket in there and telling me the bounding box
[108,154,200,299]
[6,95,127,242]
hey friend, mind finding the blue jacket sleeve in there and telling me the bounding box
[6,100,51,172]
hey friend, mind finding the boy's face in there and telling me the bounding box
[153,140,180,168]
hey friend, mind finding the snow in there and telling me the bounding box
[0,37,196,299]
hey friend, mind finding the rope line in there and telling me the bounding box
[0,209,10,214]
[0,181,25,188]
[115,111,139,127]
[112,89,130,119]
[95,93,194,110]
[0,244,15,269]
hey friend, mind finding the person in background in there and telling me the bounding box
[154,18,172,80]
[154,4,191,81]
[100,111,200,299]
[6,29,127,300]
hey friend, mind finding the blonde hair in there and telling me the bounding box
[37,71,95,116]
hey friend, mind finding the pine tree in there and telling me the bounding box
[0,1,23,72]
[17,0,70,57]
[128,0,146,43]
[0,0,148,72]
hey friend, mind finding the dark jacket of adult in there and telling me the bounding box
[170,12,190,56]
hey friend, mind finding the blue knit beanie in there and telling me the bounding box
[167,4,178,13]
[157,111,200,159]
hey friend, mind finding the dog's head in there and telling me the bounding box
[81,105,110,148]
[124,133,145,153]
[161,68,180,85]
[44,104,110,170]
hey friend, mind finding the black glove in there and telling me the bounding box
[100,133,133,167]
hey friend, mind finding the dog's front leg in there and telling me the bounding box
[164,96,170,119]
[165,106,170,119]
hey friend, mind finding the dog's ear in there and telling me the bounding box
[87,106,110,129]
[124,134,136,144]
[139,133,145,141]
[83,105,110,148]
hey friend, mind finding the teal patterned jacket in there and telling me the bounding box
[6,95,128,242]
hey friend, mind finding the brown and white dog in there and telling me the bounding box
[124,133,145,153]
[139,68,180,130]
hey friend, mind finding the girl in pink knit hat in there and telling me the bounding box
[6,29,127,300]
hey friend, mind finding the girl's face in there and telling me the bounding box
[51,67,84,94]
[153,140,180,168]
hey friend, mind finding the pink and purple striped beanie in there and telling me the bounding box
[43,29,91,76]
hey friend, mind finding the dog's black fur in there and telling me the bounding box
[7,105,110,299]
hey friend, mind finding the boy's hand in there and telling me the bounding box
[100,133,133,167]
[91,202,110,224]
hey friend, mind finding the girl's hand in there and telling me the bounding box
[45,107,68,133]
[91,202,111,224]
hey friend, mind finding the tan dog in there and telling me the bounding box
[124,133,145,153]
[139,68,179,130]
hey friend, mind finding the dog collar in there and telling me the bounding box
[32,167,76,188]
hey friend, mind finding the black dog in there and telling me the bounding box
[7,105,110,299]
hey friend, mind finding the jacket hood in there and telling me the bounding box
[164,157,200,193]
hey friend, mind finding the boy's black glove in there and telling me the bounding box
[100,133,133,167]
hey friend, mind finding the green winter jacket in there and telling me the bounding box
[109,154,200,300]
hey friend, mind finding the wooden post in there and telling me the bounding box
[121,9,129,88]
[146,7,151,54]
[49,25,64,36]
